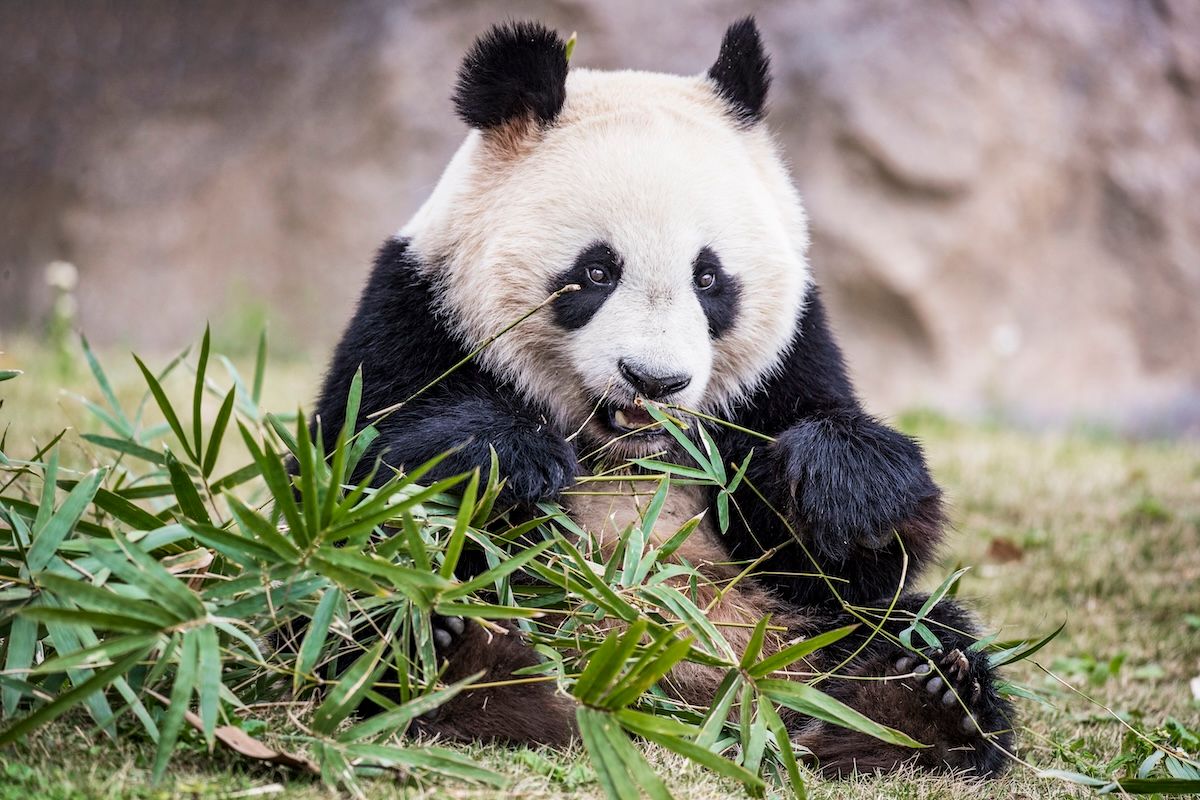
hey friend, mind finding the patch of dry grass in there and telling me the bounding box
[1,340,1197,799]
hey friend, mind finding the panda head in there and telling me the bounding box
[404,18,811,459]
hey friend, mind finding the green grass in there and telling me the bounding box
[1,338,1198,799]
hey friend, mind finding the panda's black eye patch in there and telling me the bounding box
[693,247,740,339]
[549,242,622,330]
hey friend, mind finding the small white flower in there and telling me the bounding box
[990,322,1021,358]
[45,260,79,292]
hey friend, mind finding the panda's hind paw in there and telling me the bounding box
[432,614,466,654]
[893,647,984,730]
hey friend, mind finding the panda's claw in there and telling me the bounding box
[940,648,970,681]
[897,647,988,717]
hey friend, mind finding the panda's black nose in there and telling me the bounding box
[618,360,691,400]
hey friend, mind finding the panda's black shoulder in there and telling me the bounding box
[727,288,858,436]
[315,237,470,441]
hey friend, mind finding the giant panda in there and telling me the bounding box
[313,18,1014,777]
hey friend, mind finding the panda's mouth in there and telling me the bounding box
[603,402,662,437]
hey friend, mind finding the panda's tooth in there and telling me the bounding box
[614,409,631,429]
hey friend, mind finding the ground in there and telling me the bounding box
[1,342,1197,799]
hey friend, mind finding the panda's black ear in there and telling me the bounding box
[453,21,569,130]
[707,17,771,125]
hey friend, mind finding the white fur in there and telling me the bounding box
[402,68,811,436]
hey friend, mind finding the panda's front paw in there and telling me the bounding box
[773,414,942,561]
[497,429,579,507]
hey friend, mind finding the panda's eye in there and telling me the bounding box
[694,269,717,291]
[587,266,611,286]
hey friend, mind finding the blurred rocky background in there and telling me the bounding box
[2,0,1198,434]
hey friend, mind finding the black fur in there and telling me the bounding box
[693,246,741,338]
[549,242,622,330]
[315,237,578,506]
[707,17,771,125]
[453,21,569,130]
[717,289,945,606]
[790,595,1015,777]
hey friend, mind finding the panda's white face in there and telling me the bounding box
[405,68,811,457]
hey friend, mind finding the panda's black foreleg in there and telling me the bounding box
[790,596,1014,777]
[731,408,945,606]
[360,394,579,507]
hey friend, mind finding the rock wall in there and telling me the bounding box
[2,0,1198,433]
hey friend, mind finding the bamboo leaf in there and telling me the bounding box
[748,624,858,678]
[91,487,166,532]
[193,325,211,460]
[440,470,479,579]
[81,334,132,435]
[696,669,742,749]
[81,434,166,465]
[577,707,641,800]
[644,402,713,477]
[35,448,58,532]
[153,631,199,781]
[36,573,175,628]
[1107,778,1200,794]
[340,742,505,786]
[632,723,765,794]
[432,602,542,619]
[201,388,236,478]
[196,624,221,749]
[28,468,104,573]
[0,650,147,747]
[20,607,161,634]
[740,616,770,670]
[758,695,807,798]
[988,620,1066,668]
[296,587,342,691]
[186,523,280,567]
[134,354,197,463]
[238,423,305,545]
[166,450,211,525]
[598,710,672,800]
[758,679,925,748]
[30,632,163,675]
[574,620,649,704]
[224,494,301,562]
[92,536,204,622]
[252,329,267,407]
[338,674,477,742]
[311,639,386,734]
[441,539,554,600]
[1,616,37,716]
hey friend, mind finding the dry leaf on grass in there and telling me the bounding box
[986,537,1025,563]
[147,689,319,776]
